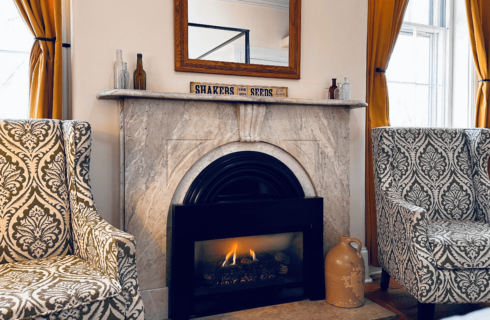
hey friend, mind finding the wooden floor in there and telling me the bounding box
[365,274,490,320]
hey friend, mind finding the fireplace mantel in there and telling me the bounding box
[97,89,367,108]
[97,89,363,319]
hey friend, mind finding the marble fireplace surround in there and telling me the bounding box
[97,89,367,319]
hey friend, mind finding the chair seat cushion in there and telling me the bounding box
[428,220,490,269]
[0,255,121,320]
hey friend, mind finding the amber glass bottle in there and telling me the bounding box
[133,54,146,90]
[328,78,337,100]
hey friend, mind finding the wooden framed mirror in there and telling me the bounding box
[174,0,301,79]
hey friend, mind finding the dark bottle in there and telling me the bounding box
[328,78,337,99]
[133,53,146,90]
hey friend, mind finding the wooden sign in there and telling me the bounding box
[190,82,288,98]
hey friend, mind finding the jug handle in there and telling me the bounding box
[348,237,362,259]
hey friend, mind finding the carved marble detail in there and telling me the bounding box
[238,103,266,142]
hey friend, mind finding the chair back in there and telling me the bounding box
[0,120,72,264]
[372,127,490,222]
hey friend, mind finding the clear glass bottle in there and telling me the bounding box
[133,53,147,90]
[343,77,352,100]
[119,62,130,89]
[334,83,343,100]
[325,88,331,99]
[114,49,123,89]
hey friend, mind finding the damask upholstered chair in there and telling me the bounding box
[0,120,145,320]
[372,127,490,320]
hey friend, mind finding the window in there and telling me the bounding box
[388,0,449,127]
[0,1,33,119]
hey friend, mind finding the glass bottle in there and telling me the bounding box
[343,77,352,100]
[328,78,337,100]
[133,53,147,90]
[334,83,343,100]
[119,62,130,89]
[114,49,123,89]
[325,88,331,99]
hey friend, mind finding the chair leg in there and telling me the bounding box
[417,301,435,320]
[380,268,390,291]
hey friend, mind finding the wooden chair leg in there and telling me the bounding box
[380,268,390,291]
[417,301,435,320]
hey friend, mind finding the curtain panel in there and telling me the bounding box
[365,0,409,267]
[14,0,62,119]
[466,0,490,129]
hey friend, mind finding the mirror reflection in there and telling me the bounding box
[188,0,290,66]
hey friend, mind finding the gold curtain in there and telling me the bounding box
[14,0,62,119]
[466,0,490,128]
[366,0,409,267]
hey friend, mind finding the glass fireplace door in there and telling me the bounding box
[194,232,304,295]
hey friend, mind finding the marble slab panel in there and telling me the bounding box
[121,96,352,318]
[139,287,168,320]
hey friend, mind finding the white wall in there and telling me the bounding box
[71,0,367,247]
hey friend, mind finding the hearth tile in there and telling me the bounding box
[194,298,396,320]
[140,287,168,320]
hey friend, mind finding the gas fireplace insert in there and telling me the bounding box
[171,198,324,319]
[169,151,324,319]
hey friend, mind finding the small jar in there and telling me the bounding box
[334,83,343,100]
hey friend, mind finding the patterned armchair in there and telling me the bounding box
[372,127,490,320]
[0,120,144,320]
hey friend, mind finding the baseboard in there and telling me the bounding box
[370,267,382,276]
[349,242,373,283]
[360,247,373,283]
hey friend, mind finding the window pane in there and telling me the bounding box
[432,86,445,126]
[0,1,33,119]
[404,0,430,25]
[387,33,415,83]
[0,52,30,119]
[0,1,33,52]
[389,83,430,127]
[415,34,431,84]
[415,85,430,125]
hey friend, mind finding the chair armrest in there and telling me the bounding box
[72,203,140,297]
[379,191,438,302]
[62,120,140,300]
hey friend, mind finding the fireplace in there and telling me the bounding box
[171,152,324,319]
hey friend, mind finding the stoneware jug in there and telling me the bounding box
[325,235,365,308]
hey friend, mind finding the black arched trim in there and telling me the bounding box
[183,151,305,204]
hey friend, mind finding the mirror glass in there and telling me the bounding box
[188,0,290,66]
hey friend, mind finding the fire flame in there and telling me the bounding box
[222,243,238,267]
[250,249,258,261]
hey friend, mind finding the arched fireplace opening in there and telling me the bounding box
[171,151,324,319]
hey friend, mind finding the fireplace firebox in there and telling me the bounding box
[170,152,324,319]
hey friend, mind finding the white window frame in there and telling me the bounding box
[387,0,459,128]
[390,22,448,126]
[62,0,71,120]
